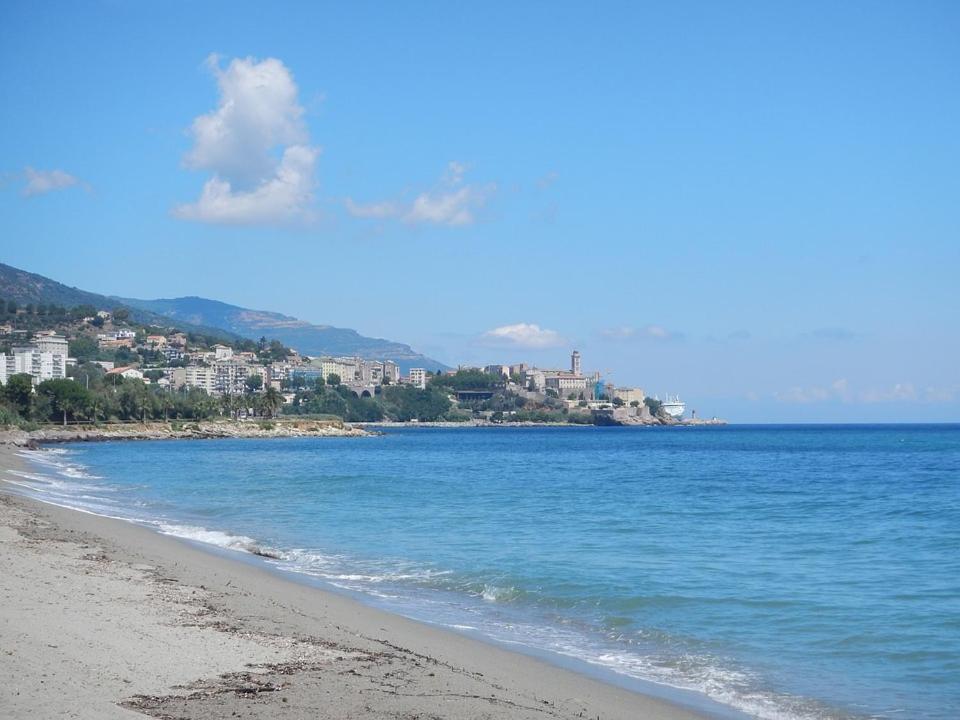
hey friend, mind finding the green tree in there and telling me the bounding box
[3,374,34,417]
[262,386,284,418]
[70,335,100,363]
[70,304,97,321]
[112,307,130,322]
[245,374,264,393]
[326,373,341,387]
[117,381,151,422]
[429,369,502,391]
[37,379,92,425]
[345,396,384,422]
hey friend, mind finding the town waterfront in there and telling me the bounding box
[9,425,960,720]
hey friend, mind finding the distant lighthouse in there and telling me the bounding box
[571,350,582,376]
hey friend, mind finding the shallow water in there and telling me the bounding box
[10,425,960,720]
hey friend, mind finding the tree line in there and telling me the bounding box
[0,363,284,428]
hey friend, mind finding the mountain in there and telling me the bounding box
[118,296,446,371]
[0,262,446,371]
[0,262,242,341]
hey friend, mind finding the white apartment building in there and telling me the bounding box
[318,358,359,383]
[383,360,401,384]
[214,362,251,395]
[0,345,68,386]
[309,357,400,386]
[0,334,69,385]
[408,368,427,389]
[182,366,216,394]
[34,334,70,357]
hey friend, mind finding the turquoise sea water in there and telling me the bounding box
[7,425,959,720]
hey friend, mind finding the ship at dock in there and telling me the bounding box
[659,394,686,419]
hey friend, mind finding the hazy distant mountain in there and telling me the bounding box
[0,262,446,371]
[119,296,446,371]
[0,262,239,340]
[0,262,126,313]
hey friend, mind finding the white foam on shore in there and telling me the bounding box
[154,523,261,553]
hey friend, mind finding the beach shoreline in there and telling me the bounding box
[0,418,370,448]
[0,442,721,720]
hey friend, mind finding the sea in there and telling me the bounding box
[5,425,959,720]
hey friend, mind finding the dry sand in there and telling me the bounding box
[0,443,715,720]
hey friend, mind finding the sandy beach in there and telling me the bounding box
[0,443,712,720]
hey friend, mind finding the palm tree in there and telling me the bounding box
[219,394,233,419]
[263,387,283,419]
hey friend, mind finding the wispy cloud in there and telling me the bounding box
[774,378,850,404]
[774,378,954,404]
[345,162,496,227]
[858,383,918,403]
[22,167,86,196]
[173,55,319,225]
[480,323,565,349]
[536,170,559,189]
[344,198,400,219]
[599,324,684,342]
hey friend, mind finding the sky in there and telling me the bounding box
[1,1,958,422]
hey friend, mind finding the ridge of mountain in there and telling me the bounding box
[0,262,446,371]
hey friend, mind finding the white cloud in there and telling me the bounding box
[345,162,495,227]
[644,324,672,339]
[774,378,851,404]
[22,167,83,196]
[774,385,833,404]
[174,55,319,225]
[858,383,918,403]
[344,198,400,219]
[773,379,955,405]
[481,323,565,349]
[405,184,490,226]
[922,386,959,403]
[599,324,683,341]
[599,326,637,340]
[173,145,318,225]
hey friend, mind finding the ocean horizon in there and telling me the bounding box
[8,424,959,720]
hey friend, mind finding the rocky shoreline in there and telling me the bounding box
[358,416,727,429]
[0,419,370,447]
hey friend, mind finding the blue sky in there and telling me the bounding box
[1,1,957,422]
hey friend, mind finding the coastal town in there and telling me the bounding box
[0,301,717,428]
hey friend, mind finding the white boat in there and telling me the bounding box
[660,394,686,419]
